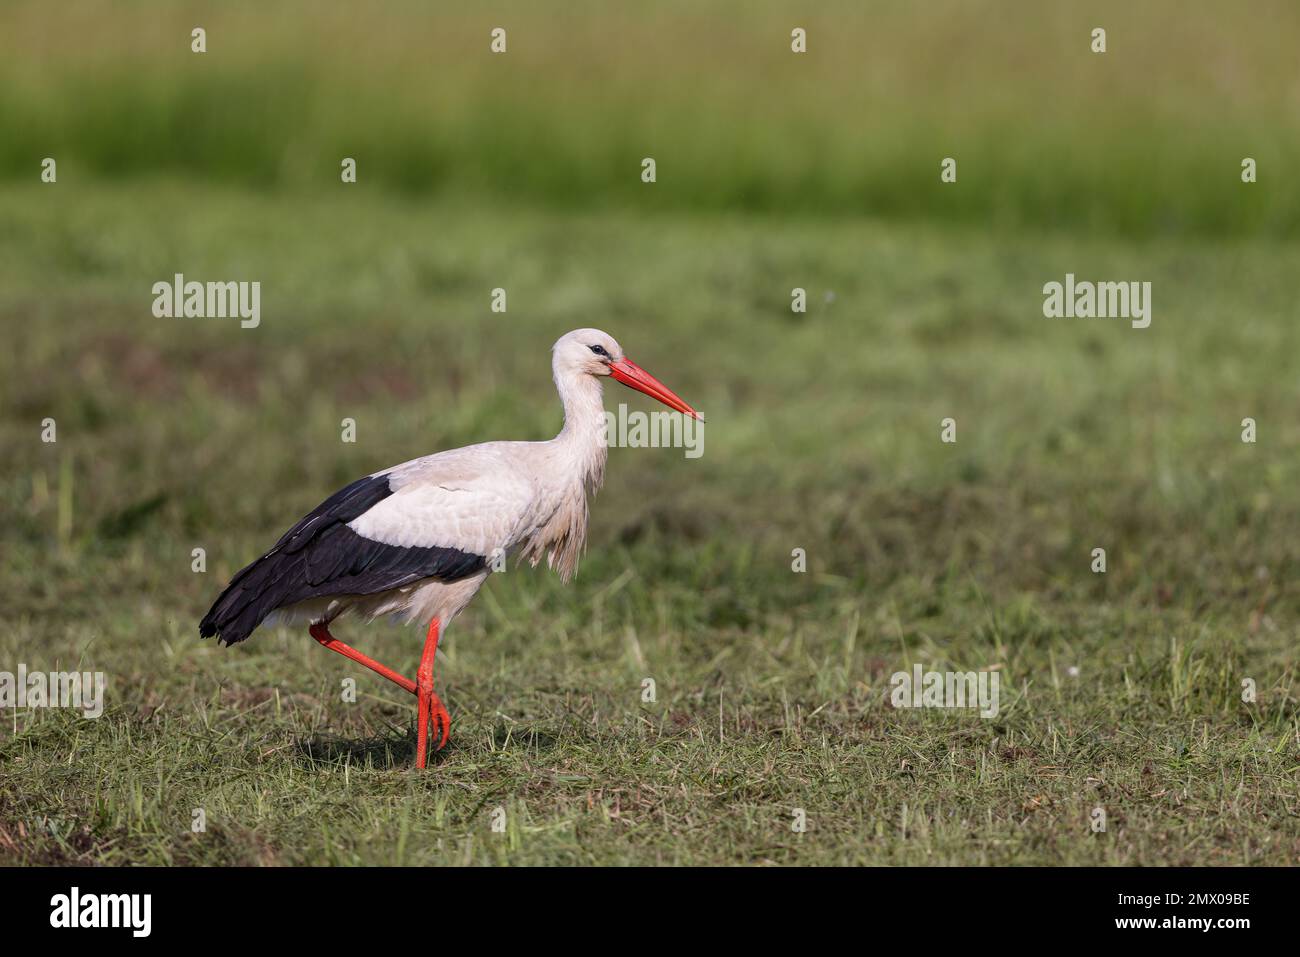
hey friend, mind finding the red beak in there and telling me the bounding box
[609,357,703,421]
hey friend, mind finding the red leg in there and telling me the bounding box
[414,617,449,769]
[309,619,449,768]
[309,621,416,694]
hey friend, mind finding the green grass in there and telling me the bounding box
[1,0,1298,236]
[1,181,1297,864]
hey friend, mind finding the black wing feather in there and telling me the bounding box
[199,474,487,645]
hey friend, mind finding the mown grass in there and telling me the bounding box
[1,180,1297,864]
[1,0,1297,235]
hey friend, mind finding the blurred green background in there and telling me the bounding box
[1,0,1297,234]
[1,1,1298,865]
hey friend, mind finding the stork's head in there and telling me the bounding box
[553,328,702,420]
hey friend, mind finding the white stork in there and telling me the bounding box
[200,329,701,768]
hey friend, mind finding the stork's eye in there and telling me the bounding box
[589,344,611,358]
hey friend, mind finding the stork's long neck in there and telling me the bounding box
[553,367,608,493]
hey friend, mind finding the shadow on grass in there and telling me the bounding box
[293,731,454,770]
[290,714,560,769]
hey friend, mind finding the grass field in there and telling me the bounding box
[1,1,1298,866]
[1,183,1297,865]
[2,1,1298,235]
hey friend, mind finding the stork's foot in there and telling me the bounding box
[416,687,451,767]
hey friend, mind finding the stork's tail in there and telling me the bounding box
[198,473,397,646]
[199,551,292,646]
